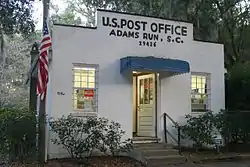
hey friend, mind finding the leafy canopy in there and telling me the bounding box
[0,0,35,35]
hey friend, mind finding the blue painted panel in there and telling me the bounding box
[120,56,190,74]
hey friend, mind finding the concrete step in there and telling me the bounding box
[142,149,179,157]
[132,137,160,144]
[132,142,186,166]
[134,143,173,149]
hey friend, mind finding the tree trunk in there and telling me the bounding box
[0,27,6,107]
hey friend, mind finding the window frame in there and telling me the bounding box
[191,72,211,112]
[71,63,99,115]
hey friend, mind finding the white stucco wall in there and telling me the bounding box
[47,10,225,157]
[159,41,225,145]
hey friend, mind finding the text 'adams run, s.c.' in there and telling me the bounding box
[101,16,188,48]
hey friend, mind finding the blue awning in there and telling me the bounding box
[120,56,190,74]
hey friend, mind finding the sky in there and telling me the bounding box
[33,0,67,30]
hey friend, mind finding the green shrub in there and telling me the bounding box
[213,110,228,138]
[180,112,215,149]
[0,108,36,162]
[181,110,250,149]
[226,62,250,110]
[49,115,133,159]
[102,121,133,156]
[215,110,250,144]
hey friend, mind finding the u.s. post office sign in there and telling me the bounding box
[97,10,193,48]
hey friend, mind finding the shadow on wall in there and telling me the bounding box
[99,59,132,85]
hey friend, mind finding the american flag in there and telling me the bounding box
[37,18,52,100]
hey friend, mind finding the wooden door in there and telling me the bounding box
[137,74,155,136]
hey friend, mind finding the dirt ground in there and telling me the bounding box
[167,161,250,167]
[6,160,250,167]
[2,156,146,167]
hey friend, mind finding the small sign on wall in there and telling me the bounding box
[57,91,65,95]
[84,90,94,97]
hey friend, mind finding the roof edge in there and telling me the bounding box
[97,9,193,24]
[53,23,97,29]
[194,39,223,45]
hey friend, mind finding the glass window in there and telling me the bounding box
[72,66,98,112]
[144,78,149,104]
[149,78,153,104]
[191,74,210,112]
[139,79,144,104]
[139,76,154,105]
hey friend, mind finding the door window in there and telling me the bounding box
[149,78,153,104]
[139,79,144,104]
[144,78,149,104]
[139,76,154,105]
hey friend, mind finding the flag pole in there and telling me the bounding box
[38,0,50,165]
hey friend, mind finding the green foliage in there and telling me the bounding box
[218,110,250,144]
[50,5,82,25]
[213,110,228,137]
[49,115,133,159]
[0,0,35,36]
[226,62,250,110]
[179,110,250,149]
[102,121,133,156]
[180,112,216,148]
[0,108,36,162]
[49,116,88,158]
[0,35,33,109]
[182,110,250,147]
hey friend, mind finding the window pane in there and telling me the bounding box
[88,69,95,76]
[139,79,144,104]
[73,67,96,88]
[197,78,202,84]
[88,76,95,83]
[75,89,85,109]
[74,75,81,81]
[81,82,88,88]
[144,78,149,104]
[191,74,210,111]
[73,88,95,111]
[201,77,206,83]
[72,66,98,112]
[72,92,78,109]
[200,88,205,94]
[88,82,95,88]
[191,76,196,81]
[74,81,81,87]
[200,82,204,86]
[191,82,197,89]
[149,78,153,104]
[81,76,87,82]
